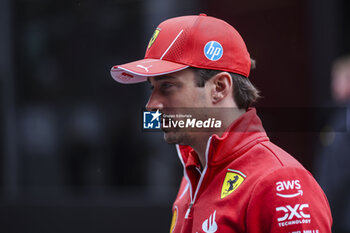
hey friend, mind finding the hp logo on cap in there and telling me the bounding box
[204,41,223,61]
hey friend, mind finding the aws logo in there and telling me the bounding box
[148,28,161,49]
[221,169,246,199]
[275,180,303,198]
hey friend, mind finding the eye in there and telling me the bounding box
[160,82,174,90]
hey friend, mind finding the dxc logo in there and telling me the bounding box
[204,41,223,61]
[276,204,310,222]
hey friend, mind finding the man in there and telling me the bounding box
[316,56,350,233]
[110,14,332,233]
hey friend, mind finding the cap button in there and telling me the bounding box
[199,13,207,16]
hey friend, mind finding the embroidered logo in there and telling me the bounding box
[276,180,303,198]
[204,41,223,61]
[136,64,152,72]
[221,169,246,199]
[202,210,217,233]
[147,28,160,49]
[169,206,178,233]
[275,204,311,227]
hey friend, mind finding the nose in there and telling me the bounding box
[146,92,163,111]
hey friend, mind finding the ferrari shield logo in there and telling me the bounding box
[147,28,160,49]
[221,171,245,199]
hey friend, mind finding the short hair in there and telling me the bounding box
[190,63,260,109]
[332,55,350,75]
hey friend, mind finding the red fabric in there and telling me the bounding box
[171,108,332,233]
[145,15,250,77]
[111,14,251,84]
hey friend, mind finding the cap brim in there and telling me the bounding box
[110,58,189,84]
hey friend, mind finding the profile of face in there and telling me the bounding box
[146,69,212,145]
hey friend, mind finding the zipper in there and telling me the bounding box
[184,203,193,219]
[176,136,213,219]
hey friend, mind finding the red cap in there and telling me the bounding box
[111,14,251,84]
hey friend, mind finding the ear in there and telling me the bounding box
[210,72,233,104]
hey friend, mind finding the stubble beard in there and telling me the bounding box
[163,131,190,145]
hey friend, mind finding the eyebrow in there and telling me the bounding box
[147,75,176,83]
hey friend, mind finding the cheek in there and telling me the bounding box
[166,87,210,108]
[183,90,209,107]
[194,88,211,105]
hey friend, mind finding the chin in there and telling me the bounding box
[163,131,184,144]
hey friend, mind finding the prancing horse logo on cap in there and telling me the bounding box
[148,28,161,49]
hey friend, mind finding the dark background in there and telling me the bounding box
[0,0,349,232]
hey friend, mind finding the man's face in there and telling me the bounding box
[146,68,211,144]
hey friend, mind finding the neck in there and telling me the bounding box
[190,108,246,168]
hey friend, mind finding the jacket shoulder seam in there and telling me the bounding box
[259,141,285,167]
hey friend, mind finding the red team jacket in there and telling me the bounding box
[170,108,332,233]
